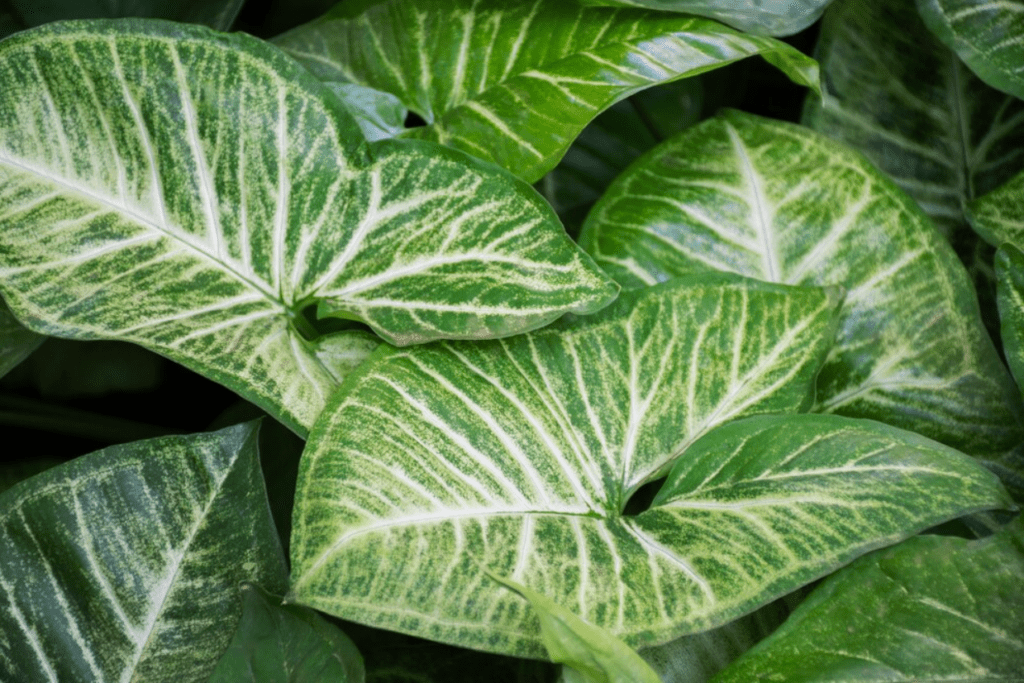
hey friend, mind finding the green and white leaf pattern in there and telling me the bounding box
[579,109,1024,456]
[803,0,1024,241]
[574,0,836,36]
[290,275,1006,656]
[0,298,43,379]
[0,20,616,435]
[969,168,1024,248]
[714,517,1024,682]
[917,0,1024,101]
[0,421,289,682]
[997,243,1024,394]
[273,0,820,183]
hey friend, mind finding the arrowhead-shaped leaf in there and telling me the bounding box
[969,168,1024,248]
[573,0,835,36]
[0,20,616,435]
[273,0,820,183]
[713,516,1024,682]
[0,298,43,379]
[579,109,1024,456]
[0,421,288,682]
[917,0,1024,101]
[802,0,1024,242]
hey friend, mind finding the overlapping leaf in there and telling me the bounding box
[803,0,1024,241]
[917,0,1024,100]
[273,0,820,183]
[579,109,1023,456]
[0,20,616,435]
[574,0,835,36]
[714,517,1024,681]
[969,168,1024,248]
[0,298,42,379]
[0,421,288,682]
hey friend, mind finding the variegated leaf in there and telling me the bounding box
[0,297,43,379]
[273,0,820,183]
[0,421,288,682]
[997,243,1024,394]
[0,20,616,436]
[917,0,1024,101]
[803,0,1024,242]
[969,168,1024,248]
[714,516,1024,681]
[290,276,845,655]
[574,0,835,36]
[579,109,1023,456]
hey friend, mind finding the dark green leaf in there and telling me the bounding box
[997,243,1024,393]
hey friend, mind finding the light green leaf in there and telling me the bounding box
[713,516,1024,682]
[326,82,408,143]
[0,421,288,682]
[273,0,820,183]
[574,0,835,36]
[209,583,364,683]
[3,0,244,31]
[997,243,1024,393]
[488,572,661,683]
[0,20,616,436]
[291,276,866,655]
[0,297,43,379]
[917,0,1024,101]
[803,0,1024,242]
[969,168,1024,248]
[579,108,1024,456]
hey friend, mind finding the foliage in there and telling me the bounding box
[1,0,1022,680]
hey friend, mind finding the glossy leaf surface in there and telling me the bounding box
[0,20,615,435]
[714,517,1024,681]
[574,0,835,36]
[917,0,1024,100]
[580,109,1023,456]
[803,0,1024,241]
[0,298,43,379]
[969,168,1024,248]
[209,583,364,683]
[273,0,820,182]
[0,421,288,682]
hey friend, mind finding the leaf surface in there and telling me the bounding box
[209,583,364,683]
[0,298,43,379]
[713,516,1024,682]
[573,0,834,36]
[0,20,615,435]
[579,109,1023,456]
[273,0,820,182]
[997,243,1024,393]
[969,168,1024,248]
[917,0,1024,100]
[0,421,288,682]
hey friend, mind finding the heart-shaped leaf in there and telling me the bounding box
[713,516,1024,682]
[803,0,1024,242]
[0,20,616,435]
[0,298,43,379]
[573,0,835,36]
[0,421,288,682]
[969,169,1024,249]
[579,109,1024,456]
[273,0,820,183]
[916,0,1024,101]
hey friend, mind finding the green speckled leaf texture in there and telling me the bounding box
[969,168,1024,248]
[997,244,1024,393]
[0,421,288,683]
[574,0,835,36]
[803,0,1024,241]
[0,298,43,379]
[917,0,1024,100]
[273,0,819,183]
[0,20,616,435]
[580,109,1023,456]
[714,517,1024,682]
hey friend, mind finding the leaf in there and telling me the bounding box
[0,20,616,436]
[4,0,245,31]
[0,421,288,682]
[209,583,365,683]
[327,82,408,143]
[916,0,1024,101]
[0,297,43,379]
[290,275,921,656]
[273,0,820,183]
[802,0,1024,242]
[579,108,1024,457]
[573,0,835,37]
[997,243,1024,393]
[969,168,1024,248]
[713,516,1024,682]
[488,572,661,683]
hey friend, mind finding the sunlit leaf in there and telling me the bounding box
[969,168,1024,248]
[273,0,820,182]
[917,0,1024,100]
[0,20,616,436]
[0,298,43,379]
[714,516,1024,682]
[579,109,1024,456]
[0,421,288,682]
[574,0,836,36]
